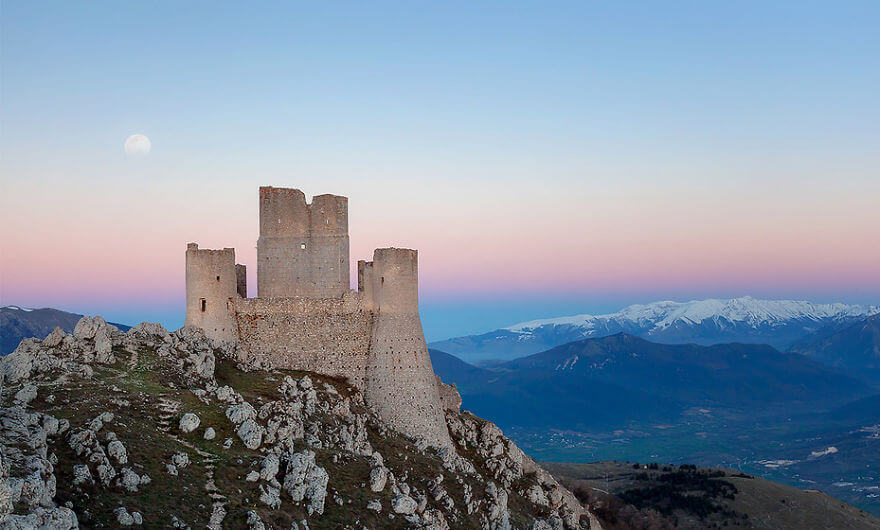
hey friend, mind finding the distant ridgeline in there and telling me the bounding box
[0,306,130,356]
[184,186,455,448]
[430,297,880,363]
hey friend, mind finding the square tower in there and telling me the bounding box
[256,187,350,298]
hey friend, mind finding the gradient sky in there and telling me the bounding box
[1,1,878,341]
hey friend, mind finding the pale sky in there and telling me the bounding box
[1,1,878,340]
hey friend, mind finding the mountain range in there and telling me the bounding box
[430,315,880,516]
[430,333,870,432]
[0,305,131,355]
[430,296,880,363]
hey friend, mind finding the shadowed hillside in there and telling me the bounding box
[544,461,880,530]
[430,334,869,431]
[792,314,880,383]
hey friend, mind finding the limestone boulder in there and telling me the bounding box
[178,413,200,433]
[369,466,388,492]
[215,385,236,403]
[391,494,418,515]
[259,484,281,509]
[226,402,256,425]
[42,327,66,348]
[282,450,328,515]
[0,507,78,529]
[94,330,115,364]
[107,440,128,465]
[114,506,135,526]
[119,467,142,492]
[13,384,38,404]
[236,419,264,450]
[170,452,190,468]
[72,465,93,486]
[73,316,104,340]
[260,454,280,481]
[126,322,171,343]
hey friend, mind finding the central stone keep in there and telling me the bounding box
[184,186,453,448]
[257,187,350,299]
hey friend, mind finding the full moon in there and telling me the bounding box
[124,134,151,156]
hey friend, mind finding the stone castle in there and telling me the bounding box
[185,186,454,447]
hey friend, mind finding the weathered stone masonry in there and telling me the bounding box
[185,187,453,447]
[231,293,373,388]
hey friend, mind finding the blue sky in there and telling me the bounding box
[2,1,878,340]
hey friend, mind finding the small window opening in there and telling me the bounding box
[216,275,220,282]
[381,276,385,285]
[200,298,206,312]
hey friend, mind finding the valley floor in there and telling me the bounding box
[511,410,880,519]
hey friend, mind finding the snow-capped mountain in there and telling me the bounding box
[429,297,880,363]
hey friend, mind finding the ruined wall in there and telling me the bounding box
[185,243,238,342]
[231,292,373,388]
[235,264,247,298]
[257,187,349,299]
[436,377,463,412]
[363,248,453,448]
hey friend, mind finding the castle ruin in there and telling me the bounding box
[184,186,453,447]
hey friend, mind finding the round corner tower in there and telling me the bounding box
[257,186,349,298]
[364,248,453,448]
[185,243,239,342]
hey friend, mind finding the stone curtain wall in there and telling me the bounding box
[257,187,349,299]
[185,244,239,342]
[231,293,373,388]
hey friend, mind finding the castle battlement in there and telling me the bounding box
[184,187,453,448]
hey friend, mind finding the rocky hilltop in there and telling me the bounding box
[0,306,130,356]
[0,316,599,529]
